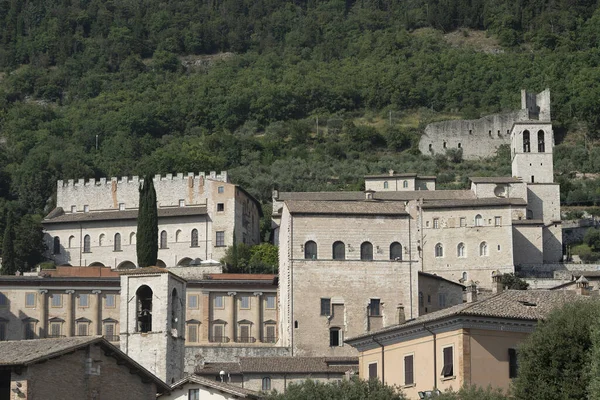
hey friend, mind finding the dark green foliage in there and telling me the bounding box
[436,385,509,400]
[512,301,600,400]
[265,377,405,400]
[584,228,600,252]
[221,243,279,274]
[500,273,529,290]
[136,175,158,268]
[1,212,17,275]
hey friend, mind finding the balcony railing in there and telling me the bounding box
[103,335,120,342]
[209,336,230,343]
[235,337,256,343]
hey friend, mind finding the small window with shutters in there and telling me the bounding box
[188,324,198,343]
[77,322,88,337]
[265,325,276,343]
[404,354,414,385]
[509,348,519,378]
[368,363,378,380]
[442,346,454,377]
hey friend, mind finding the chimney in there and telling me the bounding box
[492,270,503,294]
[576,276,590,296]
[466,281,477,303]
[389,169,394,176]
[365,189,375,201]
[396,304,406,325]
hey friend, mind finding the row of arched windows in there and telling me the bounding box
[434,242,489,258]
[522,130,545,153]
[53,228,201,254]
[304,241,403,261]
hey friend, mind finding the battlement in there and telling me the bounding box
[58,171,229,187]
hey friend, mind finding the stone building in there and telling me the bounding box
[42,171,261,269]
[419,89,551,159]
[273,103,562,356]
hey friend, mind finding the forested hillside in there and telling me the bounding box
[1,0,600,269]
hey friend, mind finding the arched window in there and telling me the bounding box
[435,243,443,258]
[403,180,408,188]
[383,181,389,189]
[523,130,530,152]
[462,271,468,282]
[53,237,61,255]
[160,230,168,249]
[332,241,345,260]
[114,233,121,252]
[443,141,447,149]
[304,241,317,260]
[457,243,465,258]
[480,241,488,256]
[99,234,105,247]
[262,377,272,391]
[171,288,180,332]
[538,130,545,152]
[136,285,153,333]
[68,235,75,248]
[475,214,483,226]
[83,235,91,253]
[360,242,373,261]
[191,229,198,247]
[129,232,136,245]
[390,242,402,260]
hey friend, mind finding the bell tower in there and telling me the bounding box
[511,122,555,184]
[119,267,186,384]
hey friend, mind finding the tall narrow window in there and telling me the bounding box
[329,327,341,347]
[509,348,519,378]
[390,242,402,260]
[25,321,35,340]
[442,347,454,377]
[320,298,331,316]
[216,231,225,247]
[304,241,317,260]
[332,241,345,260]
[360,242,373,261]
[537,130,545,152]
[266,295,276,309]
[368,299,381,316]
[457,243,465,258]
[114,233,121,252]
[188,324,198,343]
[383,181,389,189]
[191,229,198,247]
[189,389,200,400]
[83,235,91,252]
[262,377,271,391]
[160,230,168,249]
[53,237,61,255]
[266,325,276,343]
[368,363,378,380]
[105,294,116,308]
[403,180,408,188]
[433,218,439,229]
[480,241,488,256]
[0,322,6,341]
[78,294,89,307]
[99,234,105,247]
[69,235,75,248]
[523,130,531,153]
[136,285,153,333]
[404,355,414,385]
[435,243,443,258]
[495,216,502,226]
[475,214,483,226]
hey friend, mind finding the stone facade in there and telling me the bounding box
[420,89,551,160]
[43,171,261,269]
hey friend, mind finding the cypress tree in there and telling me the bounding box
[1,213,18,275]
[136,175,158,268]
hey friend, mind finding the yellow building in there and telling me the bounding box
[345,281,589,399]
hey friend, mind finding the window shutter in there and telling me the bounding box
[368,363,378,380]
[442,347,453,377]
[404,355,414,385]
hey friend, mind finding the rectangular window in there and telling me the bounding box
[188,295,199,309]
[179,199,185,207]
[214,325,224,342]
[217,203,224,212]
[25,292,36,308]
[262,377,271,391]
[329,328,341,347]
[77,323,88,336]
[320,298,331,316]
[369,299,381,316]
[214,295,224,309]
[404,355,414,385]
[218,186,224,194]
[0,292,7,307]
[79,294,89,307]
[240,295,250,309]
[266,325,276,343]
[495,216,502,226]
[433,218,439,229]
[188,388,199,400]
[25,322,35,340]
[105,294,116,308]
[509,348,519,378]
[442,347,454,377]
[240,325,250,342]
[0,323,5,341]
[216,231,225,247]
[460,217,466,227]
[51,294,62,308]
[438,293,447,308]
[266,295,276,309]
[368,363,378,380]
[188,325,198,343]
[71,205,76,213]
[119,203,125,211]
[50,322,61,337]
[104,323,115,339]
[84,205,89,213]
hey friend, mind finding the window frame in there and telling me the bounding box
[509,348,519,379]
[83,235,91,253]
[78,294,89,308]
[457,242,466,258]
[404,354,415,386]
[435,243,444,258]
[214,295,224,309]
[460,217,466,227]
[215,231,225,247]
[495,216,502,226]
[360,241,373,261]
[160,230,168,249]
[304,240,317,260]
[114,233,122,252]
[240,295,250,310]
[433,218,439,229]
[188,294,199,309]
[191,229,199,247]
[266,295,276,310]
[390,242,402,260]
[188,388,200,400]
[77,322,89,337]
[368,362,378,380]
[217,203,225,212]
[50,293,62,308]
[262,377,272,391]
[25,292,36,308]
[368,299,381,317]
[320,298,331,316]
[105,294,116,308]
[332,241,345,260]
[480,241,489,257]
[441,346,454,377]
[187,323,199,343]
[475,214,483,226]
[24,321,36,340]
[329,327,342,347]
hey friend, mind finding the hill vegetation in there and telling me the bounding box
[2,0,600,268]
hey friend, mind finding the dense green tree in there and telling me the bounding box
[136,175,158,268]
[500,273,529,290]
[436,385,509,400]
[512,300,600,400]
[1,212,18,275]
[266,377,406,400]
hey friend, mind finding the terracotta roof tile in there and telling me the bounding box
[278,190,475,202]
[470,177,522,184]
[171,375,262,398]
[43,206,207,224]
[420,197,527,209]
[196,357,358,375]
[204,274,276,281]
[286,200,408,216]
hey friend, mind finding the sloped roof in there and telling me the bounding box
[420,197,527,209]
[167,375,262,399]
[0,336,170,392]
[470,177,522,184]
[346,290,590,344]
[196,357,358,375]
[286,200,408,216]
[277,190,475,202]
[43,206,207,224]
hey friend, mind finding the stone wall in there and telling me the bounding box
[184,346,292,373]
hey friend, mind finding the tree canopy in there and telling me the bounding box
[136,175,158,268]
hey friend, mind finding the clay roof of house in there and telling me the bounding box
[469,177,523,184]
[168,375,262,399]
[43,206,207,224]
[196,357,358,375]
[277,190,475,202]
[418,271,465,288]
[0,336,170,392]
[42,266,120,277]
[346,290,590,344]
[285,200,408,216]
[420,197,527,209]
[203,274,276,281]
